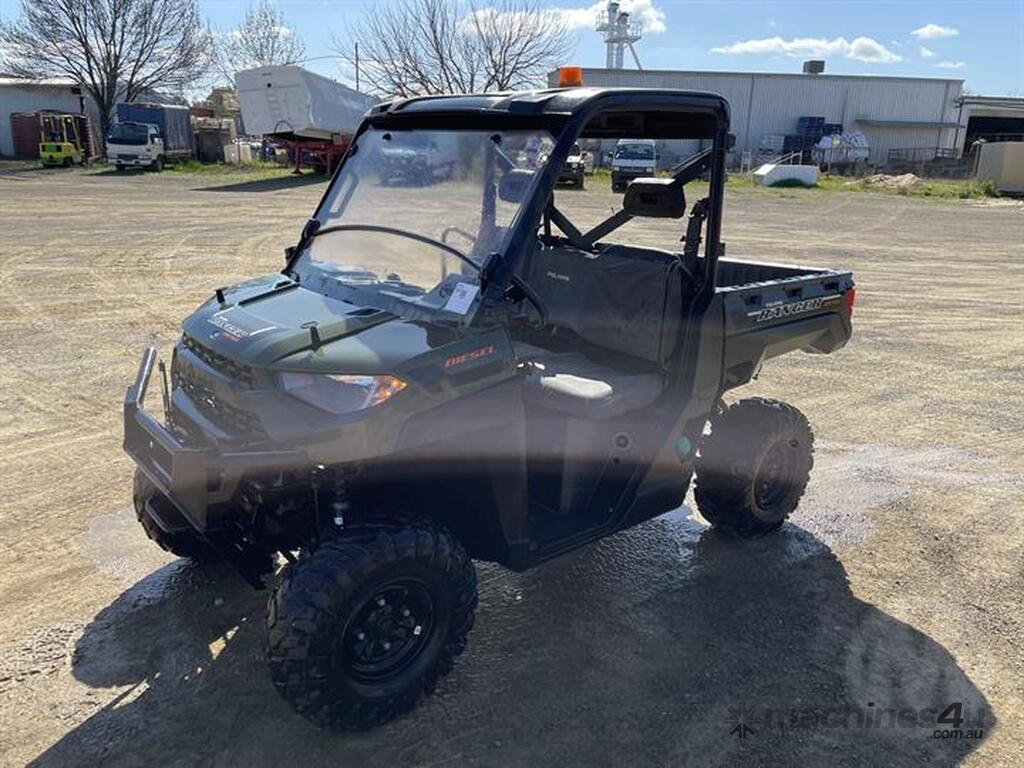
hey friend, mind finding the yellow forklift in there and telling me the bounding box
[39,113,87,167]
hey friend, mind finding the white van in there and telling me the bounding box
[611,138,657,192]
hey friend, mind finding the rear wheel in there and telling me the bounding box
[268,526,477,731]
[695,398,814,537]
[132,469,219,561]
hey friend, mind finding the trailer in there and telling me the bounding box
[235,65,376,173]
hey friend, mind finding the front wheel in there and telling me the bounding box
[151,156,164,172]
[132,469,219,561]
[268,526,477,731]
[695,398,814,537]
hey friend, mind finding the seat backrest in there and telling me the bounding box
[526,241,683,368]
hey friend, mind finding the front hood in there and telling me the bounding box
[182,274,398,369]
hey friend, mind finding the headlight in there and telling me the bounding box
[279,372,406,414]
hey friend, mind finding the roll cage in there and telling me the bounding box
[287,87,731,319]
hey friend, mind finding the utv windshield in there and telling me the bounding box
[108,123,149,145]
[295,127,554,314]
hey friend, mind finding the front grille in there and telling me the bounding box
[182,335,256,388]
[172,369,267,440]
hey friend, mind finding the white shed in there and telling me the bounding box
[0,77,103,157]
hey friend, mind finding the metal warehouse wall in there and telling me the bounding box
[0,82,102,157]
[549,68,964,166]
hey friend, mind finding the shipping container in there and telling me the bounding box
[9,112,39,158]
[976,141,1024,194]
[10,111,95,160]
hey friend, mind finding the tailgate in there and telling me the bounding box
[718,267,855,387]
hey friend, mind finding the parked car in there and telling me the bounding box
[556,142,587,188]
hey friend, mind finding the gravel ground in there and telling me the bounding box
[0,165,1022,767]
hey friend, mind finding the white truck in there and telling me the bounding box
[611,138,657,192]
[106,103,192,171]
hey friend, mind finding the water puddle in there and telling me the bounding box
[795,442,1017,545]
[74,507,191,607]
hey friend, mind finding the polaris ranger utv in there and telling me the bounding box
[124,86,854,731]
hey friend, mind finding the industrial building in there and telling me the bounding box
[0,77,103,157]
[957,95,1024,146]
[546,66,1024,169]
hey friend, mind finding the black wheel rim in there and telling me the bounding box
[754,439,798,515]
[342,579,435,682]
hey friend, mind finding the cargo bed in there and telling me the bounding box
[712,257,855,389]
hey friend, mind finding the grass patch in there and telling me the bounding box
[724,172,999,200]
[168,160,299,179]
[840,176,998,199]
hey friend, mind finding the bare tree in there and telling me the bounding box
[217,0,306,83]
[468,2,574,91]
[334,0,573,97]
[0,0,211,144]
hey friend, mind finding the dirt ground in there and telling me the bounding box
[0,165,1022,767]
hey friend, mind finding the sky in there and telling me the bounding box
[2,0,1020,95]
[197,0,1021,95]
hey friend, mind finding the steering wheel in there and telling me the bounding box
[308,223,477,272]
[508,274,547,328]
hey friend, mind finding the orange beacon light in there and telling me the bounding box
[557,66,584,87]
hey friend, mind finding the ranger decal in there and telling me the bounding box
[750,295,841,323]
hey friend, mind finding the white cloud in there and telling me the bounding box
[935,60,966,69]
[919,46,935,58]
[911,23,958,39]
[711,35,902,64]
[554,0,667,34]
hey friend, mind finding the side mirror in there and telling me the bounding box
[498,168,534,203]
[623,178,686,218]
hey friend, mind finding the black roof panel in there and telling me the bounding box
[372,87,730,120]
